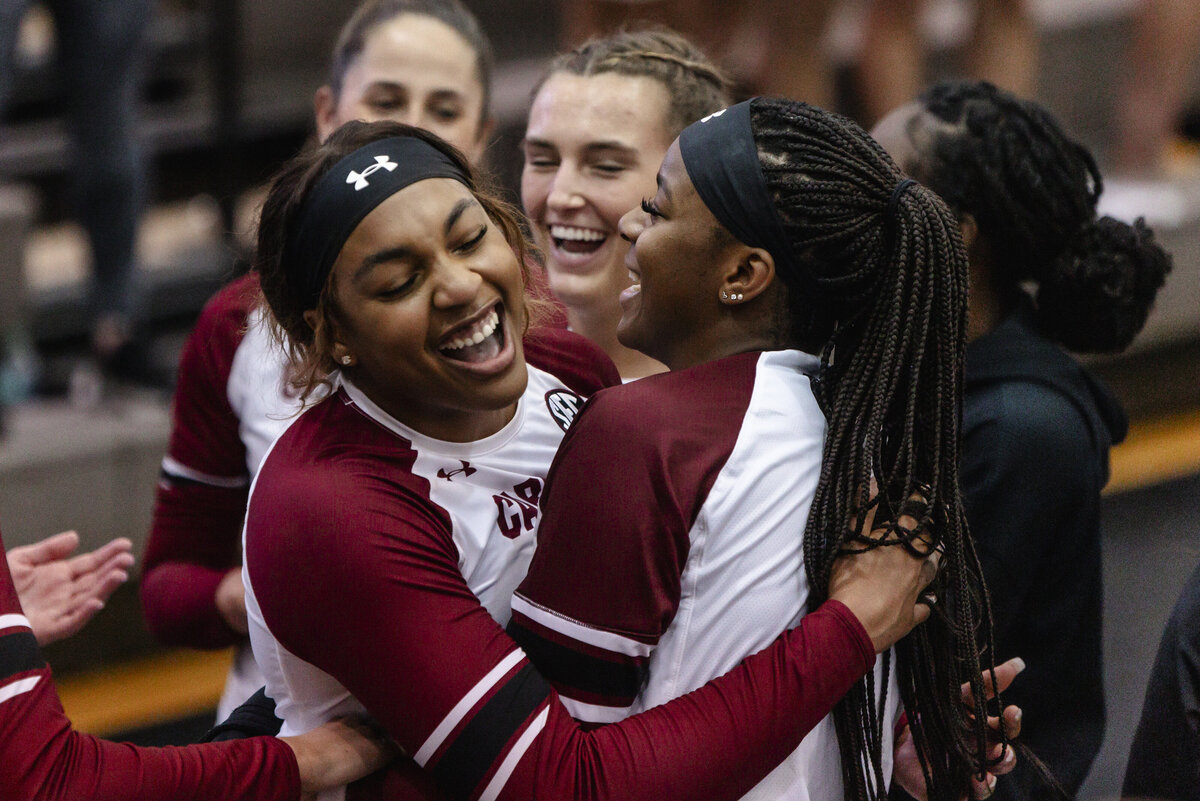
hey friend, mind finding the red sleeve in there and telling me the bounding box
[522,327,620,396]
[248,448,874,801]
[141,275,258,648]
[1,533,301,801]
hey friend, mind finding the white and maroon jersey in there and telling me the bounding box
[0,532,303,801]
[510,349,901,801]
[142,276,598,721]
[141,274,295,719]
[241,340,876,801]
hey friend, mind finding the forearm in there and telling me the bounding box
[518,600,875,800]
[142,482,249,647]
[5,693,300,801]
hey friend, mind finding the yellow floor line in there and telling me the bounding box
[56,648,233,737]
[1107,410,1200,494]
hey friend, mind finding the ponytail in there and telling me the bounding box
[749,96,995,801]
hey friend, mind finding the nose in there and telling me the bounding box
[432,258,484,308]
[618,206,644,244]
[546,163,586,212]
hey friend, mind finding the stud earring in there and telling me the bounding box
[732,292,744,302]
[720,290,730,301]
[340,355,353,366]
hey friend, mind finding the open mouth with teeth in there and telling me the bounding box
[550,224,606,255]
[438,305,505,363]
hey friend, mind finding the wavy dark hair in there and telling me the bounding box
[748,97,994,801]
[254,120,535,404]
[912,80,1171,353]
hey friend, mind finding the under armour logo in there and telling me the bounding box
[437,460,477,481]
[699,108,727,124]
[347,156,397,190]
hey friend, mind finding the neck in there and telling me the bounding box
[567,305,666,380]
[348,372,519,443]
[966,254,1013,343]
[663,313,778,372]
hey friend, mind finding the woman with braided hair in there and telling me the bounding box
[521,28,731,379]
[239,118,989,801]
[871,80,1171,799]
[511,96,1016,801]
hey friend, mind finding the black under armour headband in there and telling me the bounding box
[677,99,800,278]
[285,136,471,308]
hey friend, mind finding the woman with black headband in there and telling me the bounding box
[241,119,962,801]
[511,96,1017,801]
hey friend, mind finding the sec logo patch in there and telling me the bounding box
[544,389,583,432]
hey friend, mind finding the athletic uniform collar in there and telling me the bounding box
[335,372,529,458]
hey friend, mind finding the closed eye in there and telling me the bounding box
[455,225,488,254]
[378,274,419,298]
[641,197,662,219]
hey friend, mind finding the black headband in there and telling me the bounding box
[677,99,799,277]
[285,136,471,308]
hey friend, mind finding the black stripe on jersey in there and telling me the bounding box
[507,618,646,700]
[1,631,44,680]
[159,466,214,489]
[432,661,550,801]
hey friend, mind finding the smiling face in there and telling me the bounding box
[326,178,527,442]
[520,72,675,319]
[616,140,740,369]
[316,14,489,163]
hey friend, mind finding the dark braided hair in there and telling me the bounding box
[913,81,1170,353]
[748,97,994,801]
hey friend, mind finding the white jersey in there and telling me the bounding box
[510,349,901,800]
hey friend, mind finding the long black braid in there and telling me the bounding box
[915,81,1170,353]
[748,97,995,801]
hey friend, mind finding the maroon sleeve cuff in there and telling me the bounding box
[817,599,876,673]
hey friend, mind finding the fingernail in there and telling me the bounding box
[1015,708,1023,724]
[1012,658,1026,673]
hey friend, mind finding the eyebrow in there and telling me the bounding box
[520,138,638,158]
[354,246,412,282]
[445,197,474,236]
[352,197,476,282]
[656,169,674,203]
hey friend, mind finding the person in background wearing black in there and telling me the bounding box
[872,80,1171,799]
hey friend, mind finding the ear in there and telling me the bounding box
[304,308,353,366]
[718,246,775,306]
[314,86,338,143]
[958,212,979,251]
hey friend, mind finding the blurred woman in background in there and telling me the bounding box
[521,29,730,379]
[140,0,496,720]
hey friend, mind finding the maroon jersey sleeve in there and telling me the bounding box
[141,275,259,648]
[0,533,301,801]
[247,399,874,801]
[522,327,620,396]
[508,356,758,713]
